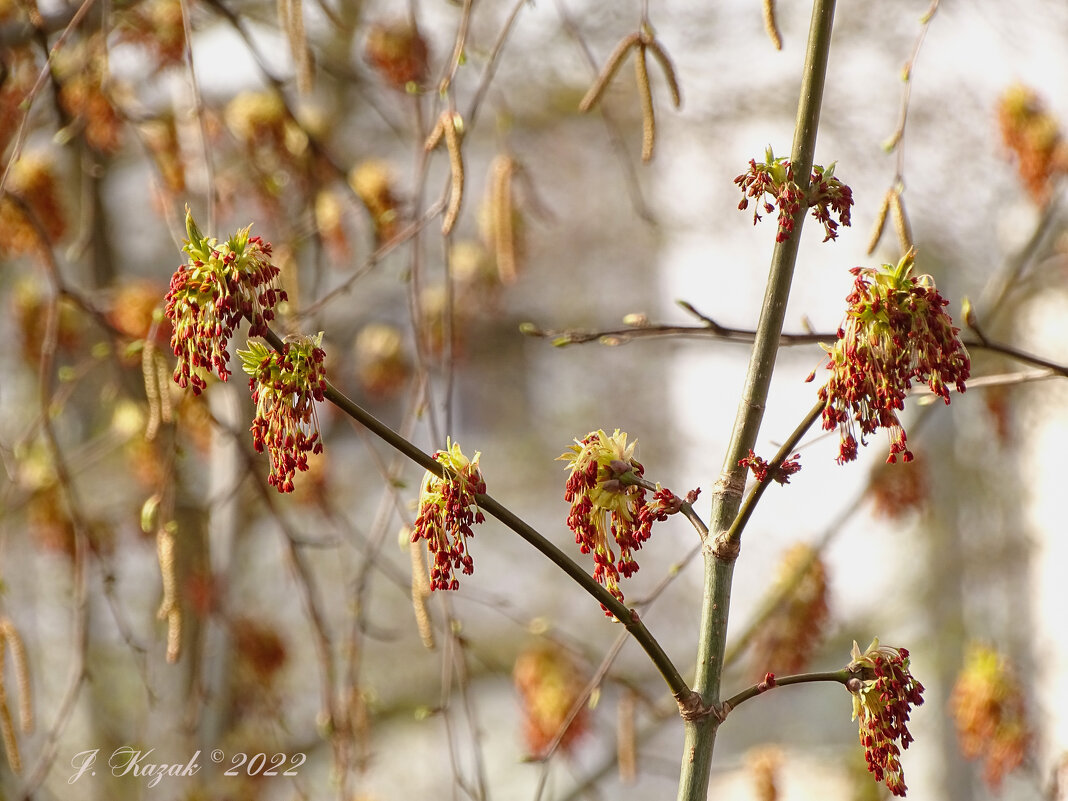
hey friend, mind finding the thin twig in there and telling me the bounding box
[720,668,851,716]
[16,216,92,801]
[725,401,823,546]
[0,0,100,195]
[464,0,529,127]
[250,323,693,701]
[554,0,656,223]
[179,0,215,230]
[882,0,939,165]
[439,0,475,94]
[523,308,1068,378]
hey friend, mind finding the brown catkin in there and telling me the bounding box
[143,342,162,440]
[0,696,20,775]
[890,188,914,252]
[0,631,19,775]
[579,33,641,113]
[424,116,444,151]
[156,527,182,663]
[490,156,518,285]
[762,0,783,51]
[634,43,656,162]
[409,536,435,650]
[645,38,682,108]
[441,112,465,235]
[0,621,32,733]
[156,349,173,425]
[866,188,893,255]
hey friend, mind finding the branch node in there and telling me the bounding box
[674,690,719,722]
[710,530,741,562]
[711,471,745,503]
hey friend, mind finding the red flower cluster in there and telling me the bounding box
[560,430,696,610]
[997,84,1068,206]
[411,441,487,591]
[810,250,970,464]
[513,643,589,758]
[738,449,802,485]
[949,644,1031,789]
[165,208,287,394]
[848,639,925,797]
[808,163,854,242]
[735,147,853,243]
[749,543,828,678]
[239,335,326,493]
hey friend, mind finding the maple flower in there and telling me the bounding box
[749,543,829,678]
[996,84,1068,206]
[411,440,487,591]
[238,334,326,493]
[848,638,925,797]
[810,249,970,464]
[949,643,1031,790]
[559,429,695,609]
[513,642,589,758]
[734,146,853,243]
[164,208,287,394]
[739,449,802,485]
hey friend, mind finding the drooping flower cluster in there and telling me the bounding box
[749,543,829,678]
[560,429,694,609]
[165,208,287,393]
[738,450,802,485]
[847,638,925,797]
[363,19,430,91]
[238,335,326,493]
[810,250,970,464]
[996,84,1068,206]
[411,440,487,591]
[513,642,589,758]
[735,147,853,243]
[807,162,854,242]
[869,455,929,519]
[949,643,1031,790]
[745,746,782,801]
[0,152,67,258]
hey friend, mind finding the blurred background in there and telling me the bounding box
[1,0,1066,799]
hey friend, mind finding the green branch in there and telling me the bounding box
[721,668,852,716]
[257,324,695,703]
[676,1,838,799]
[726,400,823,544]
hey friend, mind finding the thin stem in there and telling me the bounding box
[526,312,1068,379]
[0,0,100,195]
[255,325,693,702]
[721,668,852,715]
[726,401,823,543]
[632,476,709,539]
[676,1,837,799]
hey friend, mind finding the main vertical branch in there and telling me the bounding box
[675,2,837,799]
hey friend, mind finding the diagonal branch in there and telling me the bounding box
[252,324,694,704]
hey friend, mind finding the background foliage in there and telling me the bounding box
[1,0,1067,799]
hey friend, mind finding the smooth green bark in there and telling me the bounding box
[676,2,838,799]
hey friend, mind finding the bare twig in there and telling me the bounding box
[0,0,101,196]
[523,305,1068,378]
